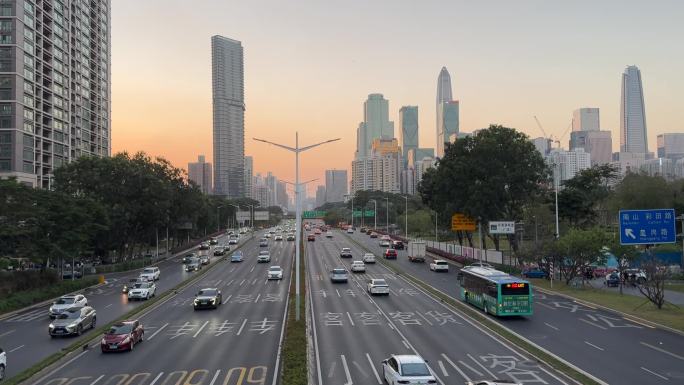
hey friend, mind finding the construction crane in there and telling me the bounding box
[533,116,571,149]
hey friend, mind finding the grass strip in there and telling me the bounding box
[0,278,98,315]
[280,238,307,384]
[7,238,252,385]
[530,278,684,333]
[343,232,600,385]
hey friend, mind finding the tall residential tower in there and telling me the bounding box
[212,35,245,198]
[398,106,418,166]
[620,65,648,154]
[0,0,112,188]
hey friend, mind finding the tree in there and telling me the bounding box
[557,228,608,285]
[637,253,668,309]
[418,125,549,251]
[606,240,641,295]
[608,173,674,214]
[558,164,618,227]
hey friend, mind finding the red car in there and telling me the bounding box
[101,320,144,352]
[307,234,316,242]
[384,249,397,259]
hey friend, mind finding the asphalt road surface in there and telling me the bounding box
[0,233,255,380]
[308,232,570,385]
[346,229,684,384]
[26,231,294,385]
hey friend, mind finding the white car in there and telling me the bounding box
[139,267,160,281]
[363,253,376,264]
[257,251,271,263]
[351,261,366,273]
[325,231,333,238]
[200,255,210,265]
[49,295,88,318]
[228,236,239,245]
[268,266,283,280]
[367,279,389,295]
[346,228,354,234]
[127,282,156,300]
[379,240,391,247]
[0,347,6,381]
[382,355,436,385]
[430,260,449,272]
[274,235,283,241]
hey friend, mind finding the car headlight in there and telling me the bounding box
[49,306,54,313]
[49,323,55,329]
[122,336,131,344]
[194,299,199,305]
[211,298,217,304]
[67,323,78,330]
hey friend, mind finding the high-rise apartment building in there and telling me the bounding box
[188,155,213,194]
[351,154,401,194]
[325,169,347,203]
[315,185,326,208]
[572,108,600,132]
[436,101,459,158]
[569,131,612,166]
[547,148,591,185]
[276,181,288,208]
[657,133,684,160]
[212,35,244,198]
[355,94,393,159]
[398,106,418,164]
[620,65,648,154]
[0,0,111,188]
[244,156,253,199]
[641,158,676,181]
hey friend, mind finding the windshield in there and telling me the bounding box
[436,261,447,265]
[107,324,133,335]
[57,311,81,320]
[143,268,155,274]
[401,363,430,376]
[198,289,217,296]
[55,298,75,305]
[134,283,150,289]
[269,267,281,271]
[332,269,346,274]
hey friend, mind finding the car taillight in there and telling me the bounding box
[428,381,437,384]
[397,381,410,384]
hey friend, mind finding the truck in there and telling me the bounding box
[407,241,427,262]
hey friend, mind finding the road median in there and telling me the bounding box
[342,231,604,385]
[280,237,307,384]
[7,236,252,385]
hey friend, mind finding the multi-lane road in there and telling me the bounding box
[345,229,684,384]
[308,232,571,385]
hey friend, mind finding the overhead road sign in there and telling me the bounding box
[254,211,270,221]
[451,213,476,232]
[303,211,326,219]
[619,209,676,245]
[236,211,251,221]
[489,221,515,234]
[353,210,375,218]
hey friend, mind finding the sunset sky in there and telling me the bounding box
[112,0,684,195]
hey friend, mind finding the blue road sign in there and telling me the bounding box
[619,209,676,245]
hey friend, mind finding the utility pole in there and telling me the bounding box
[385,196,389,233]
[403,195,408,238]
[217,205,223,233]
[678,215,684,268]
[370,199,377,229]
[478,217,484,262]
[554,162,560,239]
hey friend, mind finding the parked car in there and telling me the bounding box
[391,240,404,250]
[384,249,398,259]
[330,268,349,283]
[194,288,223,310]
[49,295,88,319]
[382,355,436,385]
[101,320,144,352]
[522,268,547,279]
[49,306,96,337]
[367,279,389,295]
[430,260,449,272]
[351,261,366,273]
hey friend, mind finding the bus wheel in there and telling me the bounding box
[483,302,488,314]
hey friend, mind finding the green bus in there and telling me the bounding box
[457,266,533,316]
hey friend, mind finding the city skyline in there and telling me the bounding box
[110,1,684,189]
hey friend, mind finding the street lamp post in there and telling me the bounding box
[385,196,389,233]
[254,133,340,321]
[229,204,240,230]
[351,195,354,228]
[553,162,560,239]
[403,195,409,239]
[246,204,254,228]
[369,199,377,229]
[217,205,223,233]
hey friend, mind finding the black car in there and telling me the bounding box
[182,254,196,264]
[391,241,404,250]
[194,288,223,310]
[213,247,226,256]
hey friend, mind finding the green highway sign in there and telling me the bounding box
[303,211,326,219]
[353,210,375,218]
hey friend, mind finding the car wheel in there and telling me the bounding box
[0,364,5,380]
[139,332,144,342]
[130,339,135,351]
[91,317,97,329]
[484,302,489,314]
[76,324,83,336]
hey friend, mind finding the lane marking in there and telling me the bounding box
[366,353,381,384]
[402,340,410,349]
[89,375,104,385]
[336,289,341,297]
[458,360,483,377]
[240,279,246,286]
[252,278,258,285]
[222,295,232,305]
[103,304,113,309]
[346,312,355,326]
[584,341,605,351]
[352,360,369,378]
[149,372,164,385]
[467,353,496,378]
[640,342,684,361]
[215,279,223,285]
[209,370,221,385]
[327,361,336,378]
[0,329,15,338]
[250,266,255,273]
[9,344,24,352]
[579,318,607,330]
[441,354,471,382]
[193,320,209,338]
[416,310,433,326]
[574,300,597,310]
[32,350,88,385]
[544,322,559,331]
[641,367,669,380]
[341,355,353,385]
[255,294,261,303]
[237,318,248,335]
[148,323,169,340]
[537,302,556,310]
[627,317,656,329]
[225,279,234,286]
[438,360,449,377]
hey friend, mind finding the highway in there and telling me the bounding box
[26,231,293,385]
[308,231,570,385]
[346,229,684,384]
[0,233,251,380]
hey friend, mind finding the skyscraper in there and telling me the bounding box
[436,101,459,158]
[436,67,453,105]
[355,94,393,159]
[620,65,648,153]
[212,36,245,198]
[315,185,326,208]
[398,106,419,166]
[0,0,111,188]
[325,169,348,203]
[188,155,213,194]
[569,131,613,166]
[657,134,684,160]
[572,108,600,132]
[244,156,253,199]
